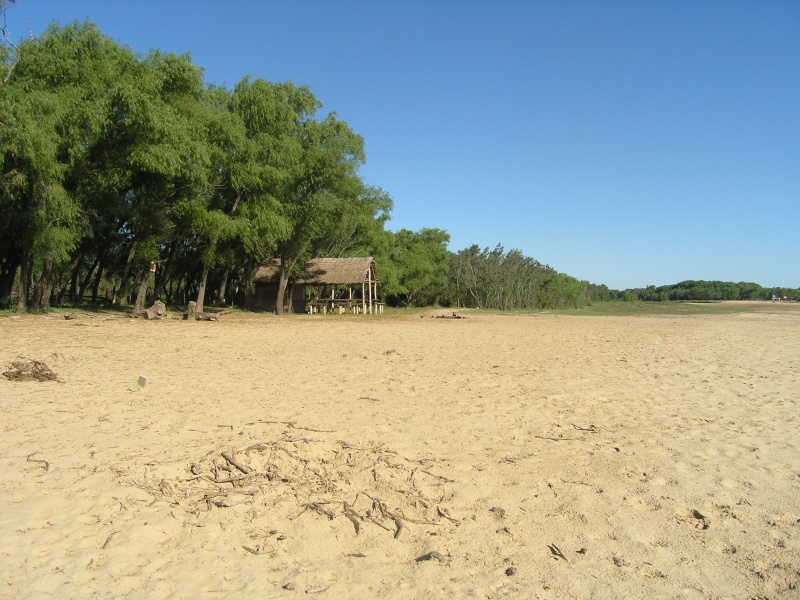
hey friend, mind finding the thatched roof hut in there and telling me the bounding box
[254,257,380,314]
[297,257,378,286]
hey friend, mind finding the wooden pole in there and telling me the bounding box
[361,282,365,315]
[368,267,373,315]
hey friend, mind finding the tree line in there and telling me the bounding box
[623,281,798,303]
[3,16,791,315]
[0,18,598,314]
[0,20,392,314]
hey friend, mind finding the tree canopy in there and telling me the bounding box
[624,281,798,303]
[4,14,786,315]
[0,21,385,313]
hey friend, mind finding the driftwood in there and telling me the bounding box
[184,301,231,321]
[548,543,568,561]
[123,437,458,544]
[64,311,122,321]
[195,311,230,321]
[415,551,448,563]
[128,301,168,320]
[101,530,120,549]
[144,301,168,320]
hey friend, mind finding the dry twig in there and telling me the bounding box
[26,452,50,472]
[548,544,568,561]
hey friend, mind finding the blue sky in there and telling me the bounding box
[6,0,799,290]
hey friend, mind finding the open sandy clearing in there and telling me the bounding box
[2,304,799,598]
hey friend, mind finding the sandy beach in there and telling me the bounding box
[2,302,799,599]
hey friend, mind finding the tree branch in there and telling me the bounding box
[1,4,33,85]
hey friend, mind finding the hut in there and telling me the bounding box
[254,257,380,314]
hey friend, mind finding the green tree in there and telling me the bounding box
[382,228,451,306]
[0,23,86,311]
[273,110,366,314]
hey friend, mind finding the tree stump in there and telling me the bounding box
[186,301,197,321]
[144,301,167,320]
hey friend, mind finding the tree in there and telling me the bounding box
[381,228,451,306]
[448,244,557,310]
[0,23,85,311]
[315,185,393,259]
[272,110,366,314]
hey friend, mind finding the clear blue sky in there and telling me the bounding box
[6,0,799,290]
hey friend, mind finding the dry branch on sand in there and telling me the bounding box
[120,435,460,545]
[184,301,231,321]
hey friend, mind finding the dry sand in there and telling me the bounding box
[2,302,799,599]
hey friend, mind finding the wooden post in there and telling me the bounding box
[361,282,365,316]
[368,267,373,315]
[186,301,197,321]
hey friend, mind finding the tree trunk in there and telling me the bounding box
[133,270,149,315]
[91,255,105,304]
[287,283,297,314]
[195,262,210,314]
[77,251,102,303]
[216,267,229,306]
[169,272,185,307]
[115,239,139,307]
[153,272,168,303]
[56,253,83,307]
[243,260,257,309]
[275,260,294,315]
[31,258,54,312]
[15,252,31,313]
[144,300,167,320]
[0,252,21,309]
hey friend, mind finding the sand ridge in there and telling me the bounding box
[1,304,799,598]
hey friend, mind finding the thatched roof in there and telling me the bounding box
[255,257,378,286]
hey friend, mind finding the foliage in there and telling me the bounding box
[0,19,383,313]
[449,244,588,310]
[378,228,451,307]
[3,14,789,315]
[625,281,798,302]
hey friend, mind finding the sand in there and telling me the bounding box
[2,302,799,599]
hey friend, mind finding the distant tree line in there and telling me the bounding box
[623,281,798,302]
